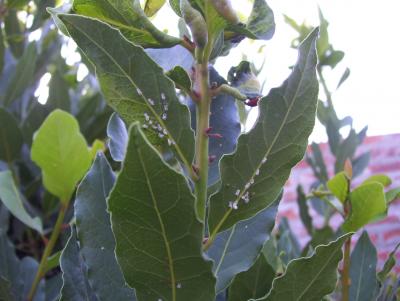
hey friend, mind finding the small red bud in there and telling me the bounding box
[205,127,213,134]
[245,97,260,107]
[208,133,223,139]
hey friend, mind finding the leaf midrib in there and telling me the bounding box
[137,145,176,301]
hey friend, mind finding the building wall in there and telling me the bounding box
[279,133,400,273]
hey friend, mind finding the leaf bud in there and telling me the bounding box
[211,0,239,24]
[180,0,208,48]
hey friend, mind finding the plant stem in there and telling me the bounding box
[341,235,351,301]
[194,37,214,222]
[27,203,68,301]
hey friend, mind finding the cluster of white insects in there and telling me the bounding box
[137,88,174,146]
[228,157,268,210]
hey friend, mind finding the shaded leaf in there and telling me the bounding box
[4,9,25,58]
[377,242,400,283]
[56,14,195,173]
[20,257,45,301]
[327,171,349,203]
[207,199,279,292]
[72,0,180,48]
[0,24,5,75]
[254,233,351,301]
[297,186,313,234]
[306,142,328,182]
[0,170,43,233]
[44,251,61,274]
[352,152,370,178]
[47,70,71,112]
[277,217,301,264]
[166,66,192,93]
[208,28,319,234]
[107,113,128,162]
[228,255,275,301]
[308,226,335,249]
[0,276,15,301]
[2,42,37,106]
[337,67,350,89]
[0,108,23,163]
[343,182,387,232]
[31,109,91,203]
[59,228,98,301]
[75,153,136,300]
[45,274,62,301]
[108,124,215,301]
[228,0,275,41]
[349,231,378,301]
[335,129,358,173]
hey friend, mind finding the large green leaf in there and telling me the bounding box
[208,28,319,234]
[349,231,378,301]
[0,108,23,163]
[31,109,91,203]
[2,42,37,106]
[55,14,195,173]
[72,0,180,48]
[207,199,279,292]
[59,228,98,301]
[343,182,387,232]
[0,171,43,234]
[108,124,215,301]
[228,255,275,301]
[75,153,136,300]
[254,233,351,301]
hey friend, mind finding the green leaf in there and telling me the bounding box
[343,182,387,232]
[334,129,358,173]
[20,257,45,301]
[0,230,22,300]
[2,42,37,106]
[47,70,71,112]
[208,28,319,234]
[44,251,61,274]
[0,108,23,163]
[107,113,128,162]
[245,0,275,40]
[4,9,24,58]
[169,0,181,16]
[72,0,180,48]
[75,153,136,300]
[352,152,370,178]
[362,174,392,187]
[306,142,328,182]
[308,226,335,249]
[377,242,400,282]
[386,187,400,204]
[327,171,349,203]
[31,109,91,203]
[207,199,279,292]
[276,217,301,264]
[337,67,350,89]
[254,233,352,301]
[349,231,379,301]
[0,171,43,233]
[166,66,192,93]
[55,14,195,173]
[6,0,30,9]
[59,228,98,301]
[89,139,105,159]
[296,186,313,234]
[108,123,215,301]
[144,0,166,16]
[228,255,275,301]
[0,276,15,301]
